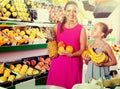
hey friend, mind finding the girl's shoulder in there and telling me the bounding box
[88,42,94,48]
[103,42,112,51]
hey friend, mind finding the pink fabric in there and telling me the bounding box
[46,23,83,89]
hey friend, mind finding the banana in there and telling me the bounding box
[88,48,103,57]
[82,47,108,64]
[89,53,108,64]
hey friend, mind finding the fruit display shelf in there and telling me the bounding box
[0,44,47,52]
[0,20,54,53]
[0,55,51,89]
[0,21,55,27]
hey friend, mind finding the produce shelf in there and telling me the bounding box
[0,21,55,27]
[0,44,47,52]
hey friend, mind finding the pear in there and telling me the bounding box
[27,1,30,5]
[6,4,11,9]
[2,8,7,13]
[5,11,11,17]
[12,12,17,17]
[0,12,2,16]
[10,6,15,12]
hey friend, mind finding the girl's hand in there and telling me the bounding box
[83,54,90,64]
[95,63,103,66]
[83,54,90,61]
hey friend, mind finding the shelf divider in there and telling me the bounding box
[0,44,47,52]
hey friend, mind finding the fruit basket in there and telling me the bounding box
[4,60,40,77]
[0,0,31,21]
[25,0,37,22]
[0,62,34,88]
[0,26,28,46]
[22,55,51,74]
[0,0,20,21]
[13,0,31,22]
[0,26,48,46]
[13,26,47,45]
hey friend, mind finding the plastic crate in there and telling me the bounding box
[35,75,47,85]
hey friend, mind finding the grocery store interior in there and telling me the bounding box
[0,0,120,89]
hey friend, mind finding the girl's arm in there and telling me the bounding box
[102,44,117,66]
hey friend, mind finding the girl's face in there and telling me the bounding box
[91,24,104,38]
[65,4,78,22]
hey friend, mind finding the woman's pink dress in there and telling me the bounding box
[46,23,83,89]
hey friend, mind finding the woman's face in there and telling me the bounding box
[91,24,104,38]
[65,4,78,22]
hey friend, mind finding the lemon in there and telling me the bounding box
[58,46,65,53]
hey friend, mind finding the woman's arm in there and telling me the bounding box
[102,44,117,66]
[71,27,88,57]
[48,24,57,41]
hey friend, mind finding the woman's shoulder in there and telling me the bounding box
[76,23,83,28]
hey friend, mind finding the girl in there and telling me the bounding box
[46,1,87,89]
[84,22,117,83]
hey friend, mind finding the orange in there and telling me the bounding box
[58,46,65,52]
[66,45,74,53]
[82,50,89,58]
[58,41,66,47]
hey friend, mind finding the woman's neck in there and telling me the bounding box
[65,21,78,28]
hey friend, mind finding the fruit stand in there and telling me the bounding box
[0,0,120,89]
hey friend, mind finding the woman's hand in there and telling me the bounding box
[58,51,73,57]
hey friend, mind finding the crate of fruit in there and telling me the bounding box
[0,63,33,88]
[0,0,31,21]
[22,55,52,75]
[0,0,20,21]
[0,26,29,46]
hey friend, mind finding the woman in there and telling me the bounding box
[84,22,117,83]
[46,1,87,89]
